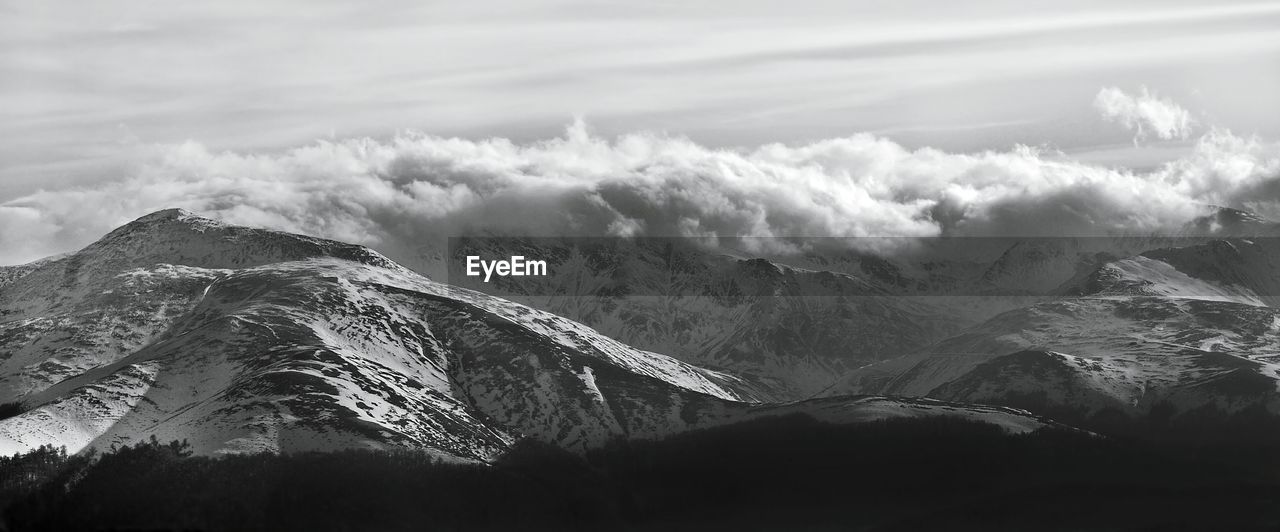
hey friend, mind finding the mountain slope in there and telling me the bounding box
[447,238,975,399]
[0,209,1053,459]
[831,261,1280,421]
[443,229,1261,401]
[0,210,749,458]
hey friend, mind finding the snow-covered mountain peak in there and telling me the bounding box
[0,208,405,322]
[131,207,206,223]
[96,208,229,242]
[87,208,397,272]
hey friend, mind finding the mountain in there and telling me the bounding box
[0,209,1053,460]
[446,237,968,399]
[1181,206,1280,236]
[0,254,67,291]
[435,206,1280,436]
[830,233,1280,424]
[438,230,1228,401]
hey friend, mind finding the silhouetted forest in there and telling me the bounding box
[3,416,1280,531]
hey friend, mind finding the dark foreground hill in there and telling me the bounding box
[3,415,1280,532]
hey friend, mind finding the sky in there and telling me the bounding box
[1,0,1279,264]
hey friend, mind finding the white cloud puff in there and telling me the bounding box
[1094,86,1196,142]
[2,119,1278,266]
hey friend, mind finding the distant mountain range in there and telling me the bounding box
[443,207,1280,430]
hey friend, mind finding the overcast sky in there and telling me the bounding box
[4,1,1279,192]
[1,1,1279,264]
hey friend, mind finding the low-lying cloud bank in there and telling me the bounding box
[1,106,1278,266]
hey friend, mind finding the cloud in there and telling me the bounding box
[2,118,1278,267]
[1094,86,1195,142]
